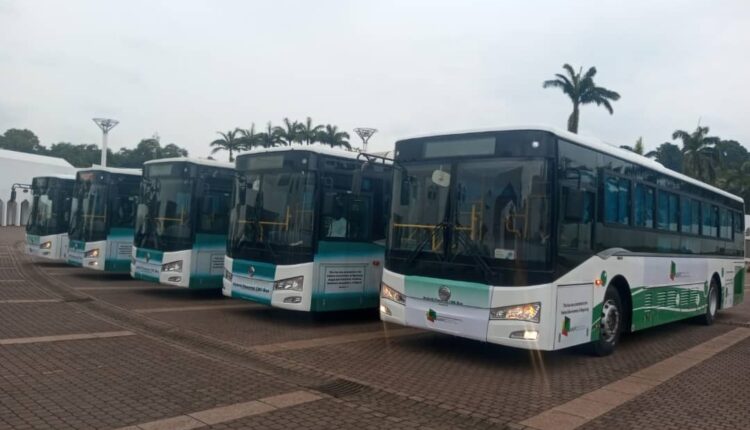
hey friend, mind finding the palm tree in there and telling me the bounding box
[620,137,645,155]
[274,118,301,146]
[237,124,258,151]
[673,126,721,183]
[298,117,324,145]
[255,122,283,148]
[543,64,621,133]
[318,125,351,149]
[210,129,242,162]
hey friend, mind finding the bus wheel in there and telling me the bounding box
[591,286,623,357]
[701,280,719,326]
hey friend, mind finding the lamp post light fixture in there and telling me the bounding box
[353,127,377,153]
[93,118,119,167]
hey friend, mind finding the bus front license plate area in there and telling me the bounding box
[233,277,273,303]
[405,298,489,341]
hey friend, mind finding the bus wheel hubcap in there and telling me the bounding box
[601,300,620,343]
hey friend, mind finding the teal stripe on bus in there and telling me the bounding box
[316,241,384,258]
[232,259,276,280]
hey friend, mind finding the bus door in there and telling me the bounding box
[315,191,374,311]
[555,168,597,348]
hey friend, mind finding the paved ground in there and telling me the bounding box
[0,227,748,429]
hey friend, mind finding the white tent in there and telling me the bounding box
[0,149,76,227]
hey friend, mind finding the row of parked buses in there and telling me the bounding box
[24,127,746,355]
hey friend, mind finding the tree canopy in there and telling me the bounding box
[0,128,189,168]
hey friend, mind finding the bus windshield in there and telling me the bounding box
[27,178,72,236]
[69,173,109,242]
[134,174,194,251]
[388,158,551,284]
[227,169,315,264]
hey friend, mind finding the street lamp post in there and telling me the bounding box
[93,118,119,167]
[354,127,377,153]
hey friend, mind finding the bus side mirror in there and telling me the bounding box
[564,188,584,222]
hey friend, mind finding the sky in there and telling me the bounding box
[1,0,749,159]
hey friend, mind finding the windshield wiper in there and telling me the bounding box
[452,229,495,284]
[402,221,449,267]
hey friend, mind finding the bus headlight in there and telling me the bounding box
[40,241,52,249]
[162,260,183,272]
[224,269,233,281]
[84,248,100,258]
[274,276,303,291]
[381,283,405,304]
[490,302,541,323]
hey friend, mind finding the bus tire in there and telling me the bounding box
[591,286,623,357]
[701,279,719,326]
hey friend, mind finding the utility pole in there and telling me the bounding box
[354,128,377,153]
[93,118,119,167]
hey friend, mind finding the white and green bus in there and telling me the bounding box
[380,126,744,355]
[131,158,234,288]
[67,167,141,272]
[224,147,392,311]
[25,174,76,261]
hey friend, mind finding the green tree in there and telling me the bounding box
[0,128,45,153]
[715,140,748,172]
[621,137,645,155]
[673,126,721,183]
[255,122,283,148]
[162,143,188,158]
[298,117,324,145]
[716,160,750,208]
[109,138,188,168]
[318,125,351,149]
[274,118,301,146]
[210,130,242,162]
[47,142,103,167]
[542,64,621,133]
[646,142,683,173]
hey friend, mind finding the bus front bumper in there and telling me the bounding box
[26,234,64,261]
[223,256,314,311]
[68,240,106,270]
[379,269,557,351]
[131,248,194,288]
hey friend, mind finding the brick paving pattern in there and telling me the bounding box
[0,227,748,429]
[582,337,750,430]
[0,302,120,339]
[0,336,296,429]
[275,321,733,424]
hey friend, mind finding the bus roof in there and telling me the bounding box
[400,125,743,204]
[33,174,76,181]
[77,166,142,176]
[144,157,234,170]
[241,144,365,161]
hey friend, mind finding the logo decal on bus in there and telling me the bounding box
[248,266,255,277]
[426,308,437,323]
[561,316,571,336]
[438,286,451,302]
